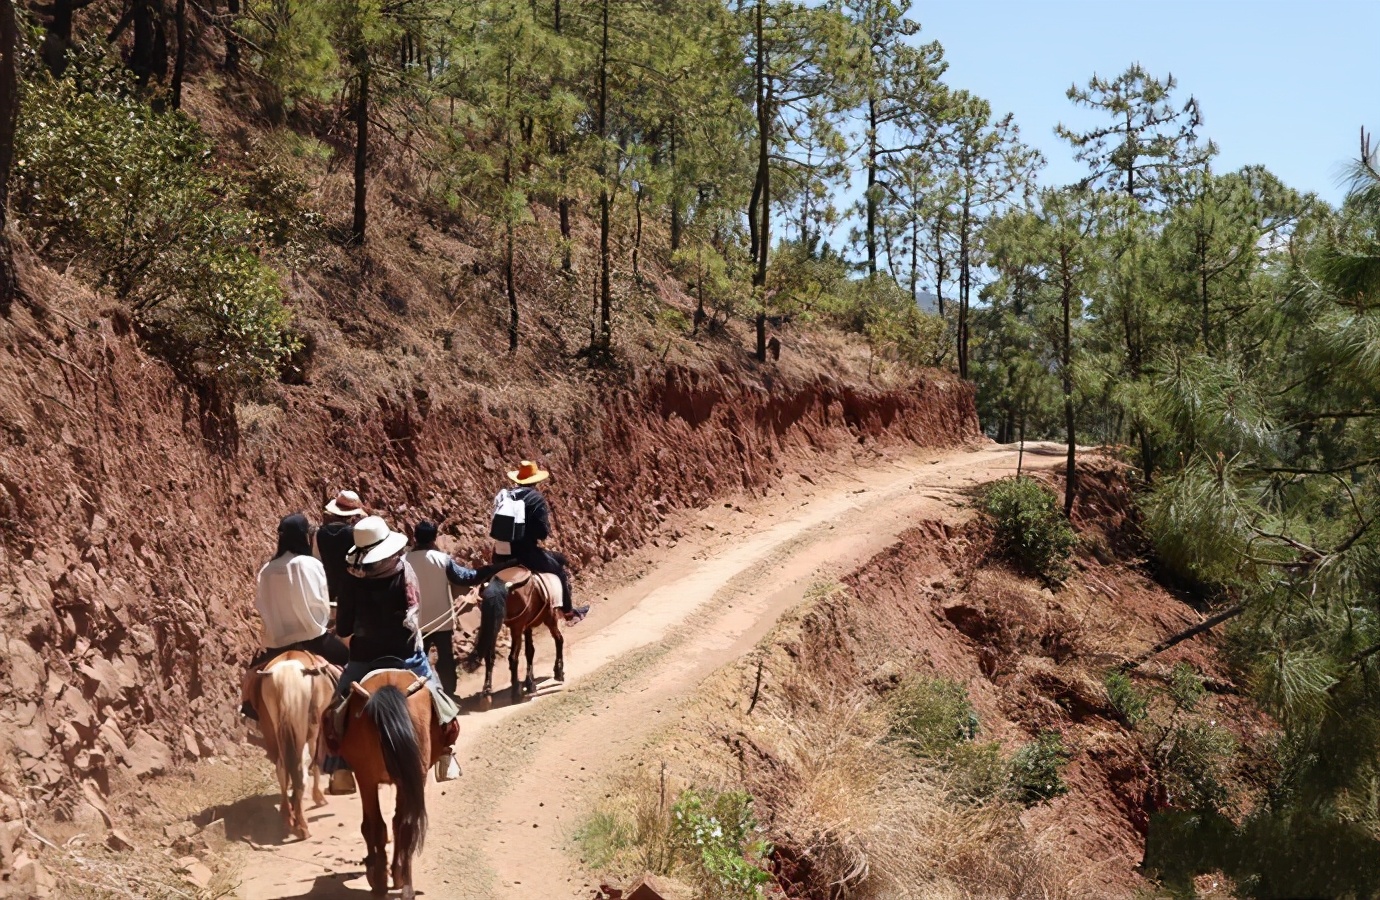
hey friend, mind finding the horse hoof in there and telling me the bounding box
[401,888,416,900]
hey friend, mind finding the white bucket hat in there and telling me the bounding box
[347,516,407,567]
[325,489,366,518]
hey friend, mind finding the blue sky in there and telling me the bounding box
[914,0,1380,206]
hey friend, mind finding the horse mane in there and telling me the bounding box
[363,685,429,855]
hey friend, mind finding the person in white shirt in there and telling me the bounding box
[404,520,481,698]
[240,513,350,720]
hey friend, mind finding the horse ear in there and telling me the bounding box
[350,682,372,701]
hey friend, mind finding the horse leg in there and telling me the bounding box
[392,805,418,898]
[548,615,565,683]
[523,628,537,693]
[307,701,327,808]
[309,756,325,808]
[508,625,522,701]
[360,779,389,898]
[274,741,294,837]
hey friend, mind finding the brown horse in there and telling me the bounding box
[339,669,448,899]
[252,650,335,840]
[466,569,565,702]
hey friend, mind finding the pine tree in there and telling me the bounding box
[1141,133,1380,895]
[1056,63,1216,205]
[742,0,854,361]
[932,91,1041,379]
[839,0,947,280]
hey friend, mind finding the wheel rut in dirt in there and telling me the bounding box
[230,443,1065,899]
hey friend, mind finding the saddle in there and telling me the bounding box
[257,649,337,679]
[323,669,460,753]
[494,566,563,616]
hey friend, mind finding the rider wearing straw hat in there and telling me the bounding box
[486,460,588,625]
[316,489,367,604]
[325,515,461,782]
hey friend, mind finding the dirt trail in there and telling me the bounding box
[229,442,1066,900]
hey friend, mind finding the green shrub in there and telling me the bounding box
[946,740,1011,803]
[981,476,1079,583]
[671,789,773,900]
[1009,731,1070,805]
[1160,719,1237,812]
[890,675,979,758]
[1105,671,1149,725]
[15,71,297,394]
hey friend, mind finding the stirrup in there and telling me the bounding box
[435,752,461,782]
[328,770,356,795]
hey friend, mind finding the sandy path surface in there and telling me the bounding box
[229,442,1066,899]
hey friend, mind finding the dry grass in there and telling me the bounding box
[743,672,1094,900]
[30,754,273,900]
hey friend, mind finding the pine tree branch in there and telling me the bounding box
[1248,457,1380,475]
[1121,604,1246,671]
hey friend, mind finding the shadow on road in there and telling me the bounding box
[455,676,564,715]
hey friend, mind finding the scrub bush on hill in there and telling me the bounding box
[14,69,298,394]
[889,675,1071,807]
[981,476,1078,583]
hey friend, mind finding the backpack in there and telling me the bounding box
[489,488,526,543]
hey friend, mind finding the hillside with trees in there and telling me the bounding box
[0,0,1377,895]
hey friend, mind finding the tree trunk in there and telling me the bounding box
[0,0,18,313]
[1061,251,1077,518]
[506,223,518,353]
[865,93,878,278]
[932,217,945,317]
[669,127,681,253]
[909,217,919,302]
[123,0,162,89]
[595,0,611,351]
[558,196,572,271]
[957,194,971,379]
[351,53,369,246]
[222,0,239,71]
[633,184,643,280]
[170,0,187,109]
[1199,230,1211,352]
[752,0,769,363]
[40,0,95,76]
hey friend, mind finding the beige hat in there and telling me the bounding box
[346,516,407,566]
[507,460,550,485]
[325,489,366,518]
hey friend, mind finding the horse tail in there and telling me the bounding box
[265,663,311,795]
[362,685,428,855]
[468,578,508,669]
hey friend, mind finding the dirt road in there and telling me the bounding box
[229,442,1066,900]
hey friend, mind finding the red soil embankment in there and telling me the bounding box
[0,256,978,833]
[750,461,1211,894]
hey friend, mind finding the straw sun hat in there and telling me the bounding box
[507,460,550,485]
[347,516,407,566]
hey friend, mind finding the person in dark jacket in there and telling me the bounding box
[485,460,589,625]
[315,489,366,603]
[326,515,460,783]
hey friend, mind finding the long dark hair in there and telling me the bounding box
[275,513,312,559]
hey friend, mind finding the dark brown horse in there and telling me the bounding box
[339,669,447,899]
[466,569,565,702]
